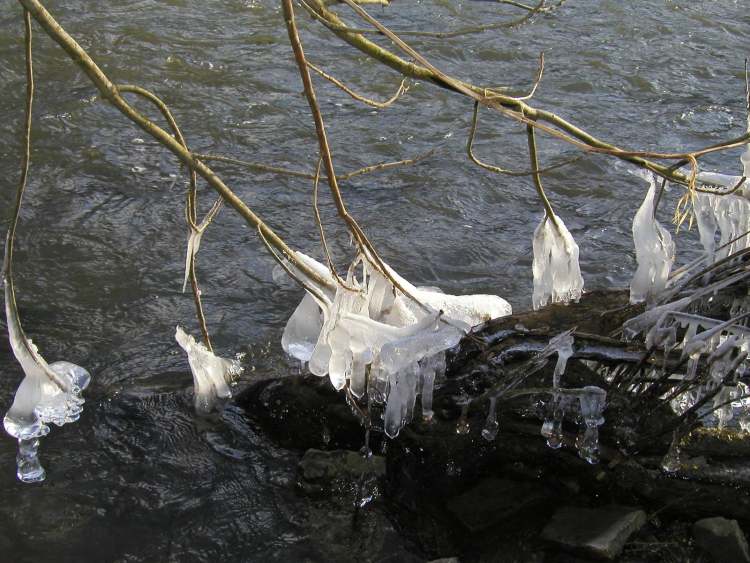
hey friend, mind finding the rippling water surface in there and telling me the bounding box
[0,0,748,560]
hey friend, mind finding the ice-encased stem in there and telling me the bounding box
[175,326,242,414]
[3,13,91,482]
[629,171,675,304]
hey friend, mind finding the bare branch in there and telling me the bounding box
[306,60,407,109]
[18,0,334,295]
[467,101,580,177]
[194,150,435,181]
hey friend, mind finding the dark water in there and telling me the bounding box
[0,0,747,560]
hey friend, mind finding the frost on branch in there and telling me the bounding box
[175,326,242,414]
[532,213,584,310]
[629,171,675,304]
[2,244,91,483]
[281,251,512,438]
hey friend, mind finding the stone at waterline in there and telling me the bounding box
[693,516,750,563]
[446,478,550,533]
[541,506,646,560]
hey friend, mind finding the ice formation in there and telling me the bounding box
[182,229,203,293]
[531,213,584,310]
[629,171,675,304]
[175,326,242,414]
[280,251,512,438]
[2,244,91,483]
[576,386,606,464]
[481,396,499,441]
[691,150,750,266]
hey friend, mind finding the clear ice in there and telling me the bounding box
[279,251,512,438]
[532,212,584,310]
[576,386,606,464]
[175,326,242,414]
[3,243,91,483]
[629,171,675,304]
[182,228,204,293]
[481,396,499,441]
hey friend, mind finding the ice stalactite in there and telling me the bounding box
[175,326,243,414]
[692,164,750,265]
[576,386,606,464]
[532,213,584,310]
[2,244,91,483]
[540,395,567,449]
[694,193,718,265]
[629,171,675,304]
[280,251,512,438]
[541,331,575,448]
[551,331,574,389]
[419,353,443,422]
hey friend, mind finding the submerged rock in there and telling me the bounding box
[693,516,750,563]
[297,448,385,497]
[540,505,646,560]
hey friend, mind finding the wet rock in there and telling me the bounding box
[446,478,550,533]
[297,448,385,497]
[693,516,750,563]
[541,506,646,560]
[235,376,363,450]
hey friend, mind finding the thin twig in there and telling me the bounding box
[312,158,352,288]
[118,84,218,350]
[467,101,580,177]
[526,119,557,222]
[195,149,434,181]
[307,60,407,108]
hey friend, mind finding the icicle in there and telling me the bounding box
[174,326,242,414]
[541,395,566,449]
[629,171,675,304]
[419,353,444,422]
[481,397,499,441]
[3,245,91,483]
[551,332,574,389]
[694,193,718,265]
[532,213,584,310]
[576,386,606,464]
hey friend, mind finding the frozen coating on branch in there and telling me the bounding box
[175,326,242,414]
[2,244,91,483]
[532,212,584,310]
[280,252,512,437]
[629,171,675,304]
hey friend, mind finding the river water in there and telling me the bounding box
[0,1,747,561]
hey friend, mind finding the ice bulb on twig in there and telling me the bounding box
[175,326,242,414]
[532,212,584,310]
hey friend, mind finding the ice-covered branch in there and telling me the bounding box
[3,11,90,483]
